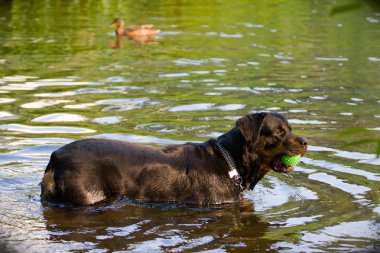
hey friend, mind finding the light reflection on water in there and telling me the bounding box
[0,124,96,134]
[0,0,380,252]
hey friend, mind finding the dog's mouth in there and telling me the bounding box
[272,159,294,173]
[271,153,303,174]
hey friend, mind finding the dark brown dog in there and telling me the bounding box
[40,112,307,207]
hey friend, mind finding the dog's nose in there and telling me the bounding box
[298,137,308,146]
[300,137,307,146]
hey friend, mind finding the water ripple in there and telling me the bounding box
[0,144,61,165]
[35,87,121,97]
[32,113,87,122]
[315,57,348,61]
[247,176,318,212]
[167,103,245,112]
[173,58,208,66]
[96,98,156,111]
[21,99,73,109]
[94,134,187,145]
[8,137,72,146]
[129,235,185,251]
[0,111,18,120]
[167,104,215,112]
[103,76,128,83]
[174,235,215,251]
[92,116,124,125]
[0,124,95,134]
[288,119,328,125]
[106,220,150,237]
[214,87,259,94]
[272,215,322,228]
[274,220,380,253]
[64,103,95,109]
[307,145,380,171]
[303,157,380,181]
[1,79,99,91]
[0,75,37,82]
[368,57,380,62]
[308,173,371,197]
[0,98,16,103]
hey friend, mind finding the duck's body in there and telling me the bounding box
[125,24,160,37]
[110,18,160,39]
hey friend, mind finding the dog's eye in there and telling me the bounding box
[274,128,286,137]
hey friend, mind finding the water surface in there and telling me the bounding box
[0,0,380,252]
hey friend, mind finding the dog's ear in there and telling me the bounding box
[236,112,267,141]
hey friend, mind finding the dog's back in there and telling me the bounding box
[40,138,144,206]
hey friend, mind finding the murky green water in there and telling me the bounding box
[1,0,380,252]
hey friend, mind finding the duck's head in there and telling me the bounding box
[110,18,125,29]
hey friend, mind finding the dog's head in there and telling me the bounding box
[236,112,307,186]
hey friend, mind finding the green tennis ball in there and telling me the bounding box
[281,154,301,167]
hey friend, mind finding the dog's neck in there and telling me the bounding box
[216,127,245,162]
[216,127,267,190]
[216,128,248,183]
[215,141,239,178]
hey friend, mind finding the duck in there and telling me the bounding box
[110,18,160,39]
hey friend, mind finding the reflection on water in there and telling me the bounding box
[32,113,87,123]
[21,99,73,109]
[0,0,380,252]
[166,103,246,112]
[92,116,124,125]
[274,220,380,253]
[0,124,95,134]
[36,202,274,252]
